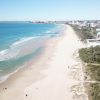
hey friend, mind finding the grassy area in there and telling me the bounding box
[79,46,100,100]
[89,83,100,100]
[79,46,100,63]
[86,64,100,81]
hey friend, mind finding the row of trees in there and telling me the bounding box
[72,25,96,41]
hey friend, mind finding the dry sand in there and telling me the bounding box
[0,25,88,100]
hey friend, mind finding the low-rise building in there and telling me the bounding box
[86,39,100,47]
[97,32,100,38]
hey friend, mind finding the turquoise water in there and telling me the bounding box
[0,22,63,81]
[0,22,59,51]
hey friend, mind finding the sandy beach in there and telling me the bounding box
[0,25,88,100]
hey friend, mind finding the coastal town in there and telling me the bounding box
[31,20,100,47]
[67,20,100,47]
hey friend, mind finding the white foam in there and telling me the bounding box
[0,75,9,83]
[0,63,25,83]
[0,36,41,61]
[0,49,8,55]
[0,48,20,61]
[45,30,52,34]
[11,37,35,48]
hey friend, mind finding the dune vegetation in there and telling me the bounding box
[79,46,100,100]
[73,23,100,100]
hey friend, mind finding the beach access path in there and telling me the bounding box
[0,25,88,100]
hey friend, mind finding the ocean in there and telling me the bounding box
[0,21,63,82]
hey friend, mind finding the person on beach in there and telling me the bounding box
[25,94,28,97]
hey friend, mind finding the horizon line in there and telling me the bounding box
[0,19,100,22]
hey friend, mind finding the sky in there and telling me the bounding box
[0,0,100,21]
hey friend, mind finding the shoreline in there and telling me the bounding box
[0,26,63,86]
[0,25,88,100]
[0,25,64,84]
[0,24,65,83]
[0,33,61,83]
